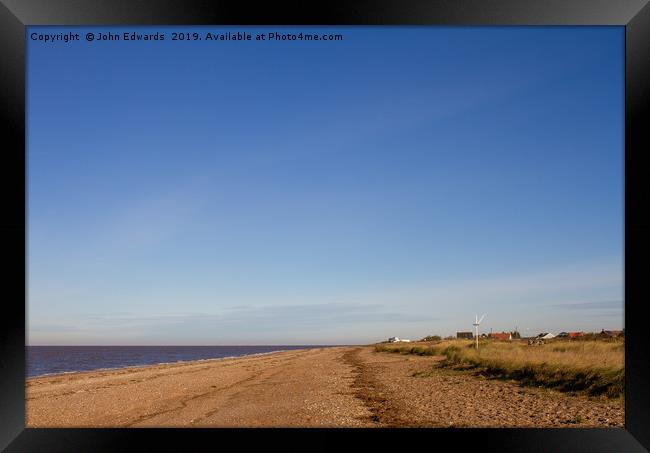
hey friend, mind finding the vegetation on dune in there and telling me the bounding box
[374,338,624,398]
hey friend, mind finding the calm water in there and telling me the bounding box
[27,345,334,378]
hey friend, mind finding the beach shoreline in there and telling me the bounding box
[26,347,313,380]
[26,346,624,428]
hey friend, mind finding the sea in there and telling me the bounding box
[27,345,335,378]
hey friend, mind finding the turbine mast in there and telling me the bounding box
[472,314,486,350]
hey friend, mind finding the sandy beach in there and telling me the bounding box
[26,346,624,428]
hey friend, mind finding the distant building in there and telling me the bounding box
[457,331,473,339]
[558,331,584,338]
[599,329,623,338]
[388,337,411,343]
[489,332,512,341]
[537,332,556,339]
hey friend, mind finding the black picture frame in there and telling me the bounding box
[1,1,648,451]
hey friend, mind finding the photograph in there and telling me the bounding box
[24,25,626,429]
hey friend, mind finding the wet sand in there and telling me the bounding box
[26,346,624,427]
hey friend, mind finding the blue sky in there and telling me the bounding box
[27,26,623,345]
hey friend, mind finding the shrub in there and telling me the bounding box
[374,338,624,398]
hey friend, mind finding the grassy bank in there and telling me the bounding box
[375,339,624,398]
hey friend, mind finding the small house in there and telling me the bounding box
[537,332,556,339]
[489,332,512,341]
[457,331,473,339]
[388,337,411,343]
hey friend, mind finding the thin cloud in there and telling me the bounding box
[552,301,623,310]
[28,260,620,344]
[352,260,622,309]
[31,303,432,335]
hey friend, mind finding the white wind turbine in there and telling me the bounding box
[473,314,486,350]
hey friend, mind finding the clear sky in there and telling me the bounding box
[27,26,623,345]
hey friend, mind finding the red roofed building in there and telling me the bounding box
[489,332,512,341]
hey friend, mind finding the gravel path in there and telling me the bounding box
[26,346,624,427]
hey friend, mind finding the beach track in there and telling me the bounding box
[26,346,623,427]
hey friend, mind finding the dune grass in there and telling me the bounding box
[374,338,624,398]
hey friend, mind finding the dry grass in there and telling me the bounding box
[375,338,624,398]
